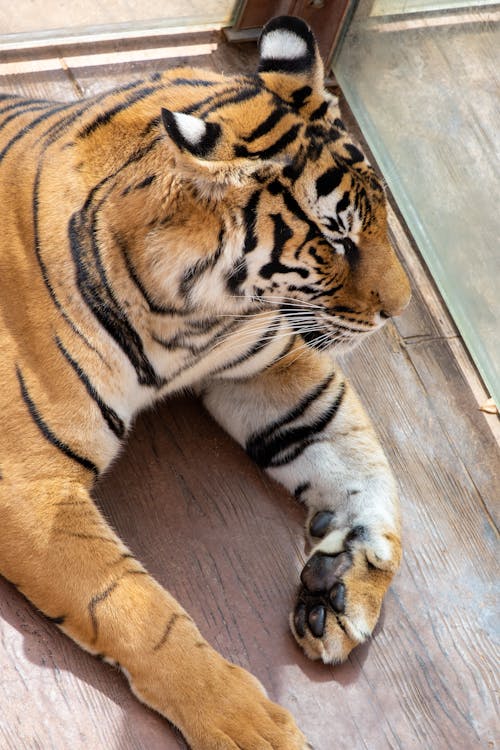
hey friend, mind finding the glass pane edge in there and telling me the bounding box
[334,68,500,407]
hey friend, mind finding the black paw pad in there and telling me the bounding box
[308,605,326,638]
[294,603,307,638]
[301,551,351,593]
[309,510,335,538]
[329,582,346,613]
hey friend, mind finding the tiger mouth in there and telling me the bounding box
[298,325,362,351]
[283,309,375,351]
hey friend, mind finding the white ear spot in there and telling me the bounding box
[172,112,206,145]
[261,29,307,60]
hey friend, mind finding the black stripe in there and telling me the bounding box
[170,77,217,87]
[226,256,248,293]
[248,382,346,468]
[242,106,287,143]
[336,191,351,215]
[55,336,125,439]
[153,318,239,358]
[264,333,296,368]
[308,284,343,301]
[122,174,156,195]
[41,79,148,147]
[234,123,301,160]
[213,316,281,374]
[79,139,160,213]
[246,371,336,464]
[140,115,161,137]
[16,366,99,475]
[345,143,364,164]
[305,123,335,142]
[186,317,223,333]
[134,174,156,190]
[291,86,312,109]
[115,231,186,315]
[153,613,180,652]
[0,103,51,132]
[32,162,108,361]
[328,305,357,316]
[259,213,309,280]
[309,101,329,121]
[248,370,336,442]
[69,207,163,388]
[153,612,194,651]
[88,580,120,643]
[268,179,323,239]
[67,140,165,387]
[45,614,66,625]
[0,99,50,117]
[316,167,344,198]
[0,103,72,162]
[283,147,307,182]
[77,85,158,138]
[182,83,259,117]
[242,190,261,254]
[180,229,225,297]
[259,57,313,75]
[180,88,238,116]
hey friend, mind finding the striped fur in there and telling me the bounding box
[0,17,410,749]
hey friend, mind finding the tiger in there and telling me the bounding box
[0,15,411,750]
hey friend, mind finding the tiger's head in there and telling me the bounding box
[158,16,411,351]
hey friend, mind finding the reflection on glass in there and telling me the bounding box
[0,0,238,40]
[334,1,500,404]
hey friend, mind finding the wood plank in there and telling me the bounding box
[63,31,223,97]
[1,34,498,750]
[0,64,78,101]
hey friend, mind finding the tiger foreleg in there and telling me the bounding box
[0,477,308,749]
[203,346,402,664]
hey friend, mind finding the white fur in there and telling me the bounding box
[172,112,206,145]
[260,30,307,60]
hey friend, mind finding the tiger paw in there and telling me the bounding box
[131,645,311,750]
[190,664,311,750]
[290,521,401,663]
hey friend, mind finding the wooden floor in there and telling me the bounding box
[0,31,498,750]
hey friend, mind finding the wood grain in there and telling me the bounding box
[0,33,498,750]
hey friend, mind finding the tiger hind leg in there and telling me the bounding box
[0,477,309,750]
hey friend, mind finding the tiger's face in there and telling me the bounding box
[160,17,410,352]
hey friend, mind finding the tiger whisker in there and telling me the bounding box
[212,324,322,350]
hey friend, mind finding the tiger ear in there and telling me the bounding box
[160,108,271,190]
[257,16,325,115]
[161,109,224,159]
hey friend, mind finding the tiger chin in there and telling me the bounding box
[0,15,410,750]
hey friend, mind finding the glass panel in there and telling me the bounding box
[0,1,239,45]
[370,0,498,15]
[334,2,500,405]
